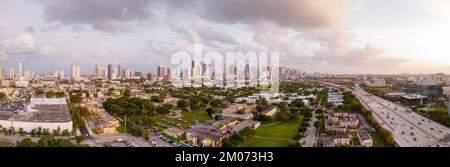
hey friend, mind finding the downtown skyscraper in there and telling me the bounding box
[71,65,81,81]
[18,62,23,77]
[157,64,165,79]
[107,64,113,80]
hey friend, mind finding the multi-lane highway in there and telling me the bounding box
[321,82,449,147]
[353,87,450,147]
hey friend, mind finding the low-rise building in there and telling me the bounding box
[0,98,73,133]
[357,131,373,147]
[260,106,278,117]
[323,135,351,147]
[163,128,185,139]
[222,104,247,113]
[185,124,225,147]
[325,112,360,132]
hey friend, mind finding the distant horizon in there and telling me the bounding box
[2,0,450,74]
[2,60,450,76]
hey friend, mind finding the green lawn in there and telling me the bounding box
[116,125,126,133]
[371,133,387,147]
[183,111,212,123]
[0,140,13,147]
[151,111,212,130]
[239,137,288,147]
[240,116,303,147]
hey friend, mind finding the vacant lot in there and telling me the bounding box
[0,140,14,147]
[240,116,303,147]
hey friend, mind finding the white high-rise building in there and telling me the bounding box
[60,71,65,79]
[95,64,101,78]
[112,69,117,80]
[53,71,59,77]
[24,71,31,80]
[8,68,15,79]
[71,65,81,81]
[18,62,23,77]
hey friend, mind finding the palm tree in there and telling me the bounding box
[18,128,25,136]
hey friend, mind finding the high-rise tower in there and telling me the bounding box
[18,62,23,77]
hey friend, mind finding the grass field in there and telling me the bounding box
[239,137,288,147]
[0,140,14,147]
[371,133,387,147]
[240,115,303,147]
[183,111,211,123]
[151,111,212,130]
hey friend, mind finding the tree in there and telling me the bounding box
[206,107,219,117]
[30,129,36,136]
[75,136,85,145]
[225,95,235,103]
[37,127,42,135]
[17,138,36,147]
[142,116,155,126]
[18,128,25,136]
[151,95,163,103]
[155,104,173,114]
[177,99,189,109]
[288,140,302,147]
[275,112,290,122]
[70,94,82,103]
[62,129,70,136]
[0,92,7,101]
[38,135,56,147]
[108,88,115,96]
[290,99,305,108]
[256,99,268,106]
[35,89,45,96]
[293,133,303,140]
[239,127,256,138]
[123,89,131,97]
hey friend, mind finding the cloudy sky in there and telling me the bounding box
[1,0,450,74]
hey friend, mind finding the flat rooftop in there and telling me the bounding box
[0,98,72,123]
[401,94,428,100]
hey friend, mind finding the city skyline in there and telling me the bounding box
[2,0,450,74]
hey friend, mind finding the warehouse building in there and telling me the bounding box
[0,98,73,133]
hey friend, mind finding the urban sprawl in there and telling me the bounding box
[0,62,449,147]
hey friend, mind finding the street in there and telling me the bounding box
[300,112,318,147]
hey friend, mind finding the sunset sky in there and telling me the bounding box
[1,0,450,74]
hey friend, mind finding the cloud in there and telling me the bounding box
[192,24,238,45]
[313,45,411,66]
[404,0,450,17]
[0,51,7,61]
[169,24,196,43]
[40,0,156,32]
[0,34,56,61]
[25,26,35,33]
[146,40,178,58]
[167,0,351,29]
